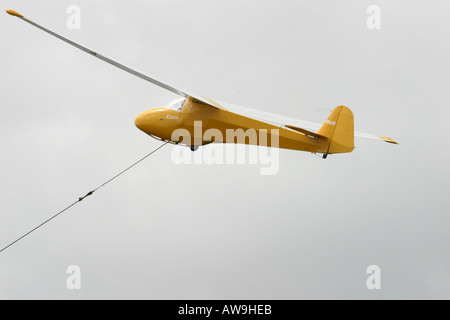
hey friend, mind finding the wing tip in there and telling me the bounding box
[6,9,23,17]
[378,136,399,144]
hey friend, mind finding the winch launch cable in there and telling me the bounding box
[0,142,168,254]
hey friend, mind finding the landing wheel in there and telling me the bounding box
[322,153,328,159]
[190,145,199,152]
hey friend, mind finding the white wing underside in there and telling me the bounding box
[220,102,387,142]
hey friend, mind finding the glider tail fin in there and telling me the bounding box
[318,105,354,154]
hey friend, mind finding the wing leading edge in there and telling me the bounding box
[5,9,225,110]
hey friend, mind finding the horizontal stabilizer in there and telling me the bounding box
[378,136,398,144]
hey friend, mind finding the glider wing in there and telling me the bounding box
[6,9,225,110]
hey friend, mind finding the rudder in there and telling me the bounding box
[317,105,354,154]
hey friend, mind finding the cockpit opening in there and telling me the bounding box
[166,98,187,112]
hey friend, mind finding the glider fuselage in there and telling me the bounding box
[134,97,330,153]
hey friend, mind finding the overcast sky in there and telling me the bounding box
[1,0,449,299]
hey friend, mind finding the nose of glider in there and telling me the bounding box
[134,111,148,132]
[134,108,166,136]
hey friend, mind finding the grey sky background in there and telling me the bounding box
[0,0,449,299]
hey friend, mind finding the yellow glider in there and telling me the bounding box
[6,9,397,158]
